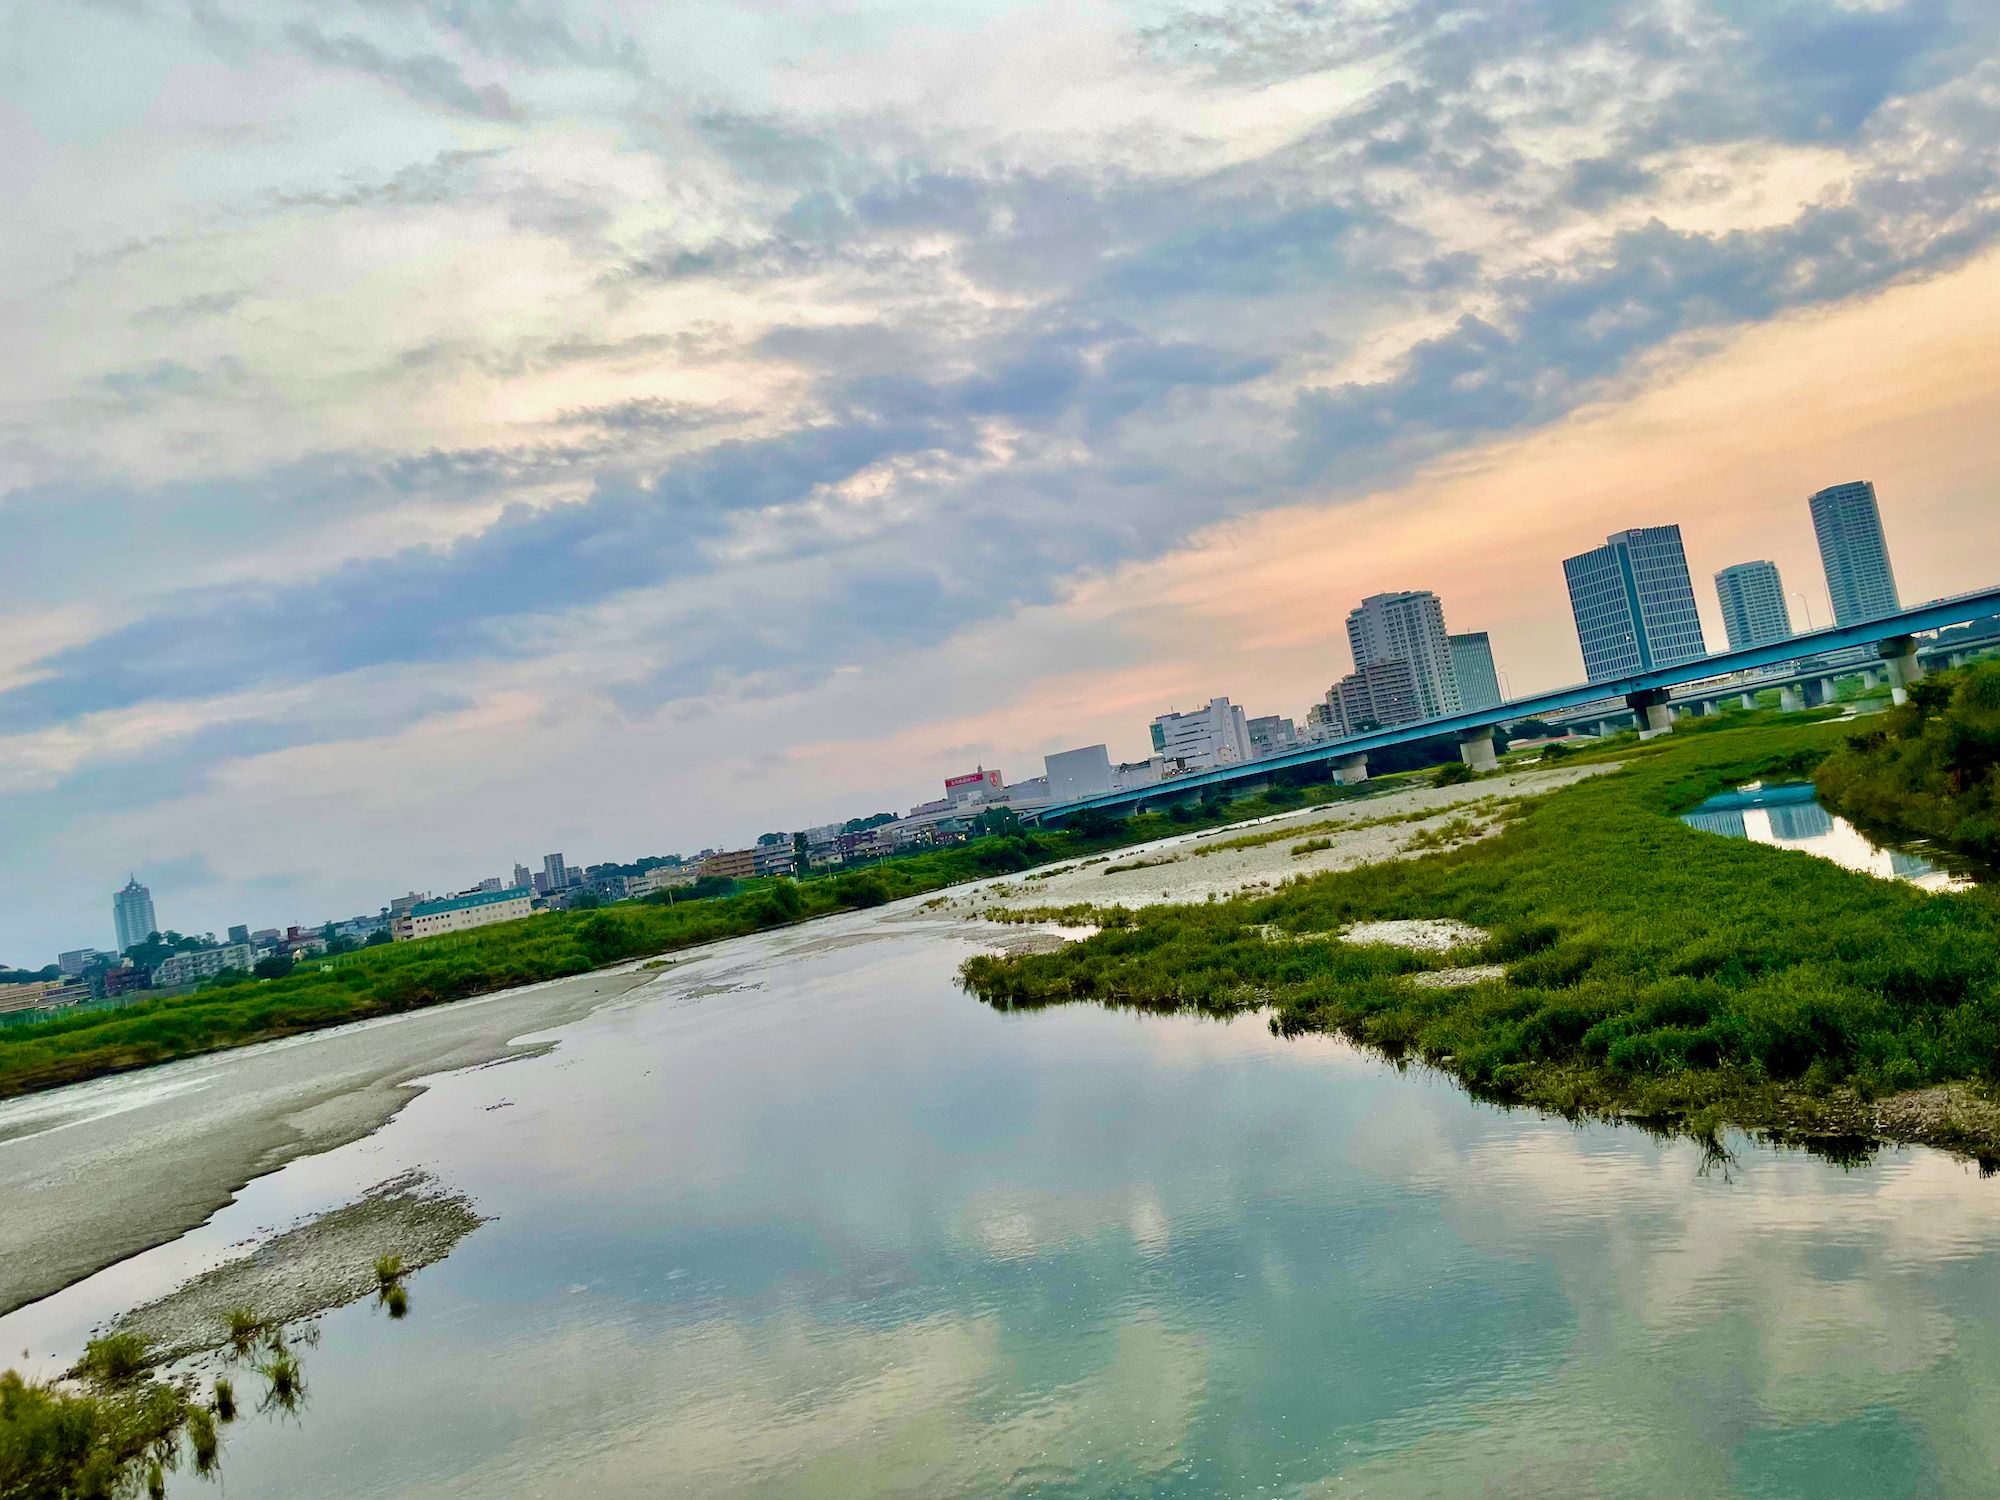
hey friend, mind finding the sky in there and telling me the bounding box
[3,0,1999,960]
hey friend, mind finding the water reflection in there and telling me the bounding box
[1680,784,1972,891]
[9,914,2000,1498]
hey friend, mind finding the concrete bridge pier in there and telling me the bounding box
[1879,635,1925,706]
[1627,688,1674,739]
[1334,752,1370,785]
[1598,718,1623,738]
[1819,677,1839,704]
[1457,727,1499,773]
[1740,692,1757,710]
[1780,685,1805,713]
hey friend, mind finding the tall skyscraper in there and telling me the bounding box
[513,863,533,892]
[113,875,157,954]
[543,853,570,891]
[1563,525,1707,683]
[1447,631,1502,711]
[1345,591,1460,720]
[1714,561,1794,652]
[1810,481,1900,625]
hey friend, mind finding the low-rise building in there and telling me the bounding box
[152,943,255,987]
[393,888,533,942]
[699,848,758,881]
[628,866,698,898]
[1247,715,1298,759]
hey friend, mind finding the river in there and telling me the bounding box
[7,901,2000,1497]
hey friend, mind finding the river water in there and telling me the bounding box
[9,906,2000,1498]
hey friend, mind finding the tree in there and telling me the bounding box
[792,830,811,875]
[971,807,1022,837]
[756,831,787,846]
[253,955,293,980]
[365,928,393,946]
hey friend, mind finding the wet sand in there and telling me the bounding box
[0,965,653,1315]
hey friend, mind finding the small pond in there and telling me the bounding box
[1680,783,1974,891]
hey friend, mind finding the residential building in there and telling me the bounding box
[1304,699,1344,741]
[58,947,113,977]
[628,866,698,898]
[393,888,533,943]
[227,924,251,946]
[475,876,503,893]
[699,848,758,881]
[1563,525,1707,682]
[1332,659,1421,731]
[1150,697,1253,773]
[0,978,90,1014]
[1347,591,1460,720]
[1810,481,1900,625]
[542,853,572,891]
[751,845,795,878]
[1247,715,1298,758]
[1714,561,1794,652]
[583,870,630,901]
[532,871,552,897]
[112,875,156,954]
[1045,745,1114,803]
[152,943,254,987]
[513,863,534,891]
[1448,631,1502,712]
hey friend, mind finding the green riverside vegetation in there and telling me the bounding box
[0,770,1414,1101]
[961,712,2000,1161]
[1816,659,2000,862]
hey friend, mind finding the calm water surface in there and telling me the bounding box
[1681,783,1976,891]
[10,908,2000,1498]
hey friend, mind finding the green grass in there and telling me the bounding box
[961,718,2000,1158]
[1817,661,2000,862]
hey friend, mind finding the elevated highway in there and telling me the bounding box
[1030,586,2000,826]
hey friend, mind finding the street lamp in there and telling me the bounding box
[1790,591,1817,633]
[1497,666,1514,701]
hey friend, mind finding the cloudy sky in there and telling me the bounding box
[4,0,1999,958]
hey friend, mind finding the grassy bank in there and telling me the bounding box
[962,718,2000,1161]
[0,771,1407,1101]
[1816,660,2000,862]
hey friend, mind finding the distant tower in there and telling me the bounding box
[113,875,157,954]
[1713,561,1794,651]
[1563,525,1707,682]
[513,863,533,892]
[1810,481,1900,625]
[542,853,570,890]
[1345,591,1461,720]
[1448,631,1502,710]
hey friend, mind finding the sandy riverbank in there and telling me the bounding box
[0,964,654,1315]
[936,761,1617,918]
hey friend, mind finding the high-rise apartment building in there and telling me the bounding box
[1345,591,1459,720]
[1332,659,1421,732]
[1563,525,1707,683]
[542,853,570,891]
[513,863,533,892]
[1447,631,1502,711]
[1714,561,1794,652]
[1809,481,1900,625]
[1149,697,1253,772]
[112,875,157,954]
